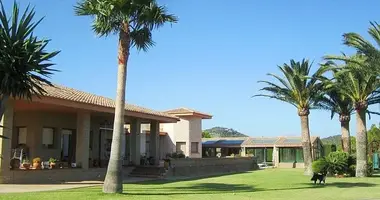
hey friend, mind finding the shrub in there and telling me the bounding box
[348,165,356,177]
[178,153,185,158]
[325,151,349,175]
[312,158,328,173]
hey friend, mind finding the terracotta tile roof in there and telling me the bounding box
[40,84,178,120]
[241,137,280,147]
[165,107,212,119]
[203,136,321,148]
[202,137,248,147]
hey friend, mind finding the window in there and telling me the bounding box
[191,142,199,153]
[280,148,295,162]
[17,127,27,145]
[279,148,304,163]
[266,148,273,162]
[42,127,54,148]
[295,148,304,162]
[176,142,186,154]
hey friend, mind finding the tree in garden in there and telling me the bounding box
[0,1,59,139]
[254,59,328,175]
[75,0,177,193]
[202,131,212,138]
[326,54,380,177]
[316,68,354,153]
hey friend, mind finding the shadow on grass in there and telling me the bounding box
[56,177,378,196]
[133,171,251,185]
[120,181,378,196]
[124,183,255,196]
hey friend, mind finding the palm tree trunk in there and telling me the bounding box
[340,119,351,153]
[300,114,313,175]
[103,22,130,194]
[356,108,368,177]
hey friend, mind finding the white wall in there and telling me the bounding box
[160,123,175,156]
[161,116,203,158]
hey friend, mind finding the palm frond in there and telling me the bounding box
[0,1,59,100]
[254,59,328,112]
[76,0,177,51]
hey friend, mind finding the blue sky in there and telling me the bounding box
[5,0,380,137]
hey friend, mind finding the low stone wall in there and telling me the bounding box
[166,157,258,178]
[278,162,304,169]
[0,167,134,184]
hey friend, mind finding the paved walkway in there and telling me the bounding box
[0,178,155,193]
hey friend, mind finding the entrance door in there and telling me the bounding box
[61,129,75,164]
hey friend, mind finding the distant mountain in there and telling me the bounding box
[203,127,247,138]
[321,135,341,146]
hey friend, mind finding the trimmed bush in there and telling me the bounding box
[312,158,328,173]
[325,151,349,175]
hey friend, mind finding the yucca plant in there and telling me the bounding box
[0,1,59,138]
[75,0,177,193]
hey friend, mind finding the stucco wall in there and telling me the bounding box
[189,117,202,158]
[173,118,190,156]
[160,123,175,156]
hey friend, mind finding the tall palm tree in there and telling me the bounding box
[75,0,177,193]
[0,1,59,138]
[326,54,380,177]
[316,70,354,153]
[254,59,328,175]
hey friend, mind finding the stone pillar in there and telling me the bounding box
[75,111,91,169]
[273,146,279,168]
[241,147,246,157]
[0,100,14,179]
[130,118,141,165]
[149,120,160,165]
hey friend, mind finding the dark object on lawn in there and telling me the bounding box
[311,172,326,184]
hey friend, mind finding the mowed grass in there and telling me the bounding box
[1,169,380,200]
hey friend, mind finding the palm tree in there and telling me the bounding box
[75,0,177,193]
[316,71,354,153]
[0,1,59,138]
[254,59,328,175]
[341,22,380,73]
[326,54,380,177]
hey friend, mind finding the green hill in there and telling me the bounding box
[321,135,341,146]
[203,127,247,138]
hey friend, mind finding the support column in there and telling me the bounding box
[130,118,141,165]
[76,111,91,169]
[149,120,160,165]
[241,147,246,157]
[0,100,14,180]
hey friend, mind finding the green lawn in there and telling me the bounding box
[1,169,380,200]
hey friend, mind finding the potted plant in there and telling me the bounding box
[32,157,41,169]
[49,158,57,169]
[22,159,31,169]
